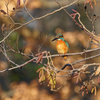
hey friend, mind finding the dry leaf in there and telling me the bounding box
[17,0,20,8]
[95,66,100,75]
[94,0,96,5]
[1,23,5,31]
[84,0,93,9]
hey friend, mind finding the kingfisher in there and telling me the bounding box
[52,33,69,60]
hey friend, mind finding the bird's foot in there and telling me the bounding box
[59,54,61,56]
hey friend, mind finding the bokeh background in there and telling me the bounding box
[0,0,100,100]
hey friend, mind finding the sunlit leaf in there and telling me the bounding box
[94,0,96,5]
[91,87,94,93]
[95,66,100,75]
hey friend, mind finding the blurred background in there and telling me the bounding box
[0,0,100,100]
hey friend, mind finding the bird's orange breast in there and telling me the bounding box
[56,40,68,54]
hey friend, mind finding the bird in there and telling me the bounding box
[52,33,69,60]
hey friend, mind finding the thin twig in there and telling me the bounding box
[0,0,78,43]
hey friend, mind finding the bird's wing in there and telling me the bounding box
[65,40,69,48]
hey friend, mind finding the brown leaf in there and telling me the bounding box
[1,23,11,31]
[98,77,100,85]
[17,0,20,8]
[36,55,43,64]
[1,23,5,31]
[35,52,43,64]
[82,91,84,96]
[84,0,93,9]
[94,86,96,95]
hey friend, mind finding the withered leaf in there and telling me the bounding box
[95,66,100,75]
[17,0,20,8]
[1,23,5,31]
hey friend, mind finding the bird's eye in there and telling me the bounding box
[59,36,63,38]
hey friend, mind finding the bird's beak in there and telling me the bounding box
[52,37,58,41]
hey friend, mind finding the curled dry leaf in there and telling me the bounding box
[1,23,11,31]
[84,0,94,9]
[98,77,100,85]
[95,66,100,75]
[94,0,96,5]
[36,54,43,64]
[79,84,88,96]
[35,52,44,64]
[17,0,20,8]
[37,67,45,83]
[47,71,56,90]
[1,23,5,31]
[75,75,82,84]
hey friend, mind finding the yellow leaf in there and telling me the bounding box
[91,87,94,93]
[85,71,90,73]
[95,66,100,75]
[94,0,96,5]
